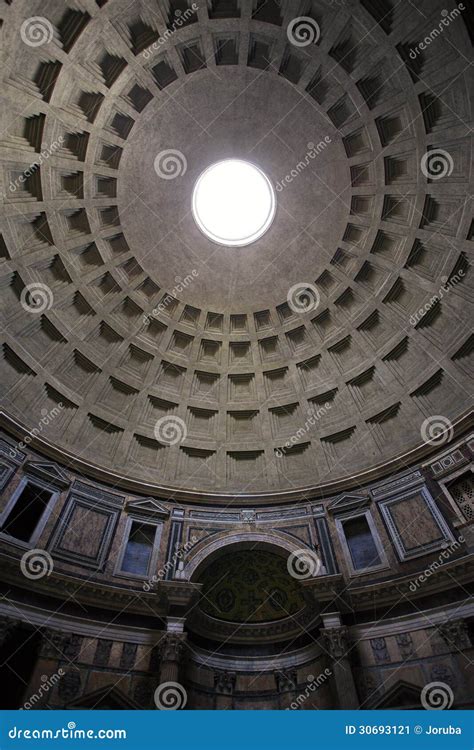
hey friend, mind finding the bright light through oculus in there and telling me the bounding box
[192,159,276,247]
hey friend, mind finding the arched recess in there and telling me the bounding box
[182,530,314,582]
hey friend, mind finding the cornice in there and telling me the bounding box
[1,409,472,507]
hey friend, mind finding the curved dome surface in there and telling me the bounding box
[0,0,472,495]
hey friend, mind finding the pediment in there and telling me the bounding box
[24,461,70,489]
[67,684,140,709]
[126,497,170,518]
[372,680,422,709]
[327,493,370,514]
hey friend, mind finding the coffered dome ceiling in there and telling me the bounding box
[0,0,472,496]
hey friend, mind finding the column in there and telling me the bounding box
[214,670,236,710]
[321,618,359,709]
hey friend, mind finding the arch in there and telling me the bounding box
[183,529,312,581]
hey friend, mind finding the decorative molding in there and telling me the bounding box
[0,437,25,465]
[327,493,370,515]
[125,497,170,518]
[47,492,120,570]
[429,449,468,478]
[72,480,124,508]
[377,486,456,561]
[322,626,350,660]
[370,470,424,499]
[23,460,70,489]
[214,670,236,694]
